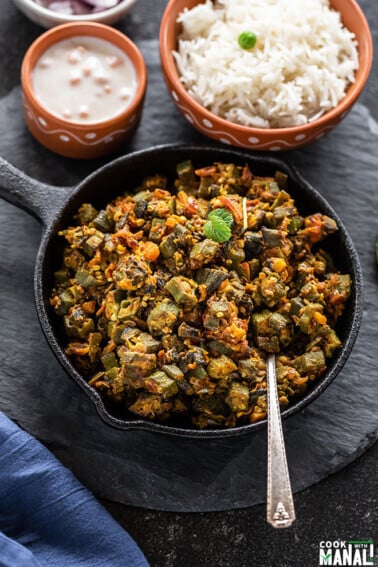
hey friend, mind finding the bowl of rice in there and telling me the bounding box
[160,0,373,151]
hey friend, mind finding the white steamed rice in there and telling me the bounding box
[173,0,359,129]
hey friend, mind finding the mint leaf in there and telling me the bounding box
[203,216,232,243]
[208,208,233,227]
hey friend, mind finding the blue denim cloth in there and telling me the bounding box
[0,412,149,567]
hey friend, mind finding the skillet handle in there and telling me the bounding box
[0,157,72,227]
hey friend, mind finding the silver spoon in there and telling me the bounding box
[266,353,296,528]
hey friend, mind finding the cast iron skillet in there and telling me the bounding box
[0,144,363,438]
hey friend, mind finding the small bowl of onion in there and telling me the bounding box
[21,21,147,158]
[160,0,373,151]
[13,0,139,28]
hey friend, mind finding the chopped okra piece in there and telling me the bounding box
[274,170,288,190]
[54,290,75,315]
[226,382,250,412]
[118,350,157,379]
[165,276,198,307]
[207,355,237,379]
[298,303,325,334]
[159,234,177,259]
[251,310,271,336]
[64,308,95,339]
[178,322,201,339]
[261,227,285,247]
[147,301,179,336]
[88,332,102,363]
[238,358,262,381]
[133,200,148,218]
[322,328,342,358]
[288,216,303,234]
[179,347,207,373]
[105,367,119,382]
[75,203,98,225]
[129,394,172,419]
[192,395,230,418]
[149,218,165,243]
[257,335,280,353]
[293,350,326,374]
[224,241,245,265]
[108,323,127,344]
[93,210,112,232]
[290,297,305,316]
[117,298,141,321]
[176,160,196,189]
[309,326,342,358]
[82,232,104,256]
[244,232,263,259]
[189,239,219,270]
[144,371,179,397]
[325,274,352,303]
[54,269,70,284]
[208,340,234,356]
[101,352,118,371]
[203,298,230,330]
[121,327,161,353]
[195,268,229,295]
[75,269,99,288]
[162,364,184,381]
[189,365,208,379]
[260,274,286,307]
[272,206,296,226]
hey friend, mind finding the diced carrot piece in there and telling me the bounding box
[250,410,266,423]
[240,261,251,280]
[166,217,177,229]
[272,258,287,273]
[313,311,327,325]
[141,241,160,262]
[82,301,96,314]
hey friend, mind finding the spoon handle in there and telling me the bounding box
[266,354,296,528]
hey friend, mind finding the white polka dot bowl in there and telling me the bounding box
[13,0,139,29]
[160,0,373,151]
[21,22,147,159]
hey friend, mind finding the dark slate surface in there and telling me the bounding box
[0,0,377,564]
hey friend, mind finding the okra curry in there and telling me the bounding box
[50,161,351,428]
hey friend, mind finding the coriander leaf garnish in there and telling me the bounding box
[203,208,233,243]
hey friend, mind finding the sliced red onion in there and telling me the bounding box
[34,0,123,14]
[85,0,120,7]
[48,1,74,13]
[71,0,93,14]
[34,0,53,6]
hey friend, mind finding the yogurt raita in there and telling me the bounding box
[32,36,138,124]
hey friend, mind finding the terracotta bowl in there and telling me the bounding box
[13,0,139,28]
[160,0,373,151]
[21,22,147,159]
